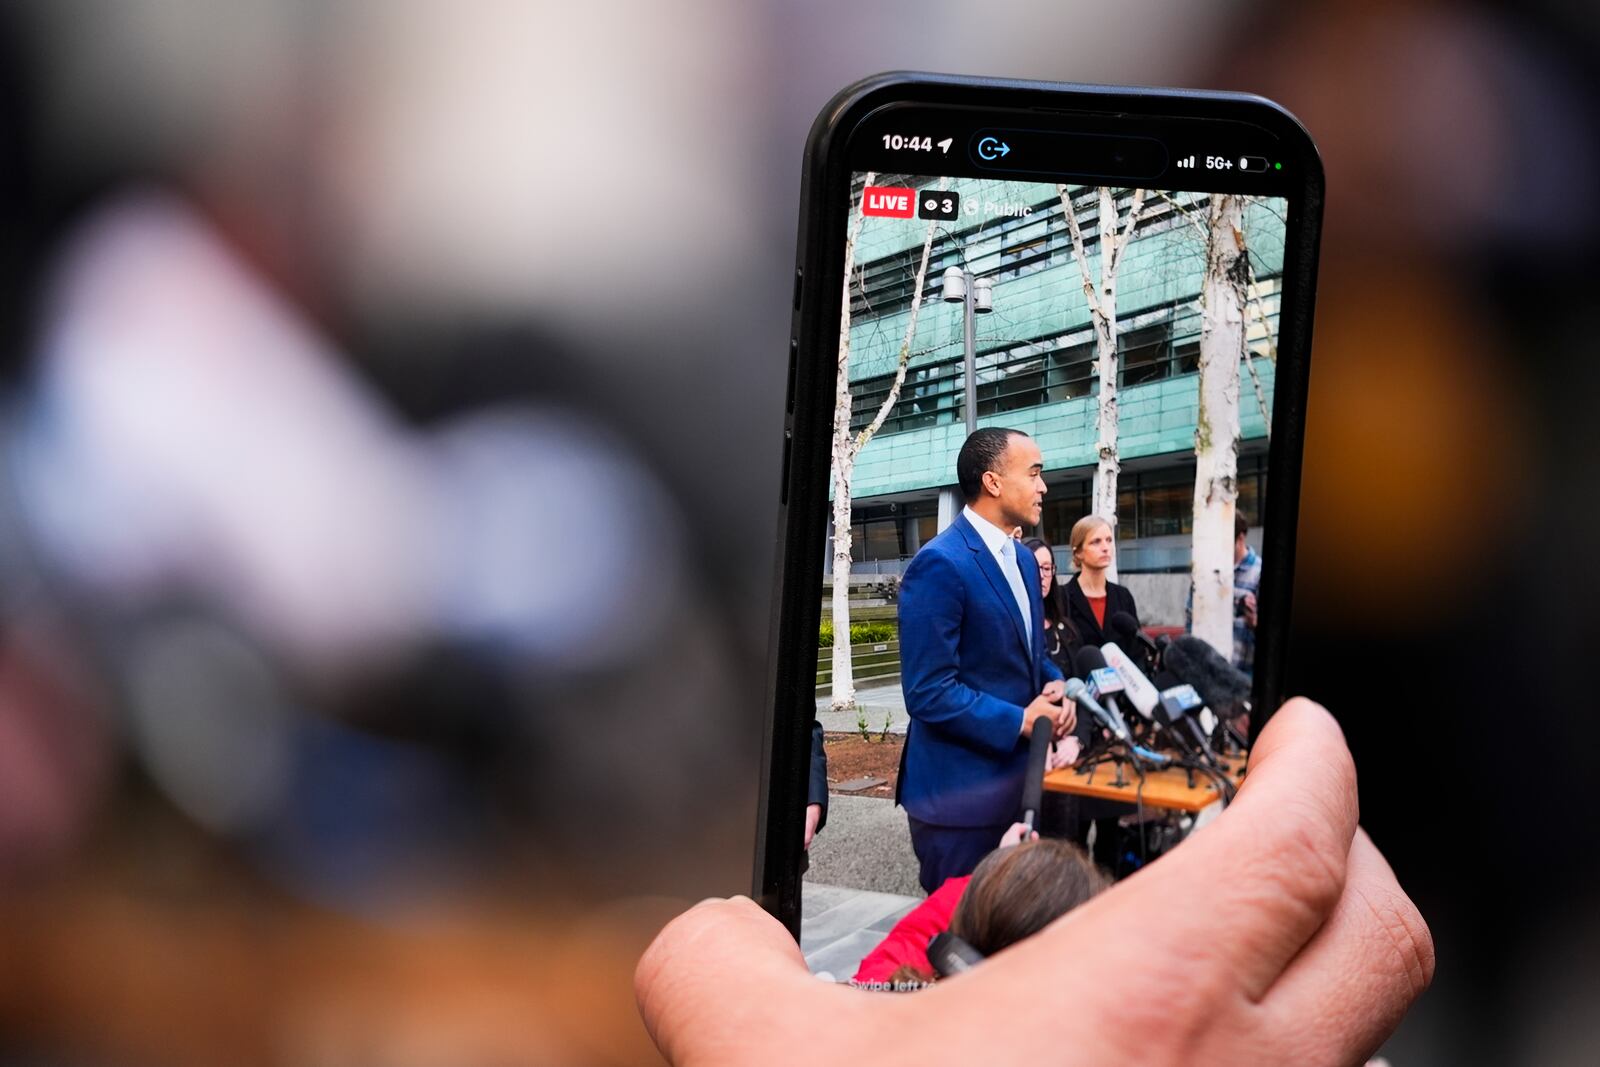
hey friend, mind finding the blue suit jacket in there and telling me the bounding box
[897,514,1064,827]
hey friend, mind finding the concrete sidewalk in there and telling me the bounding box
[801,881,920,981]
[800,793,926,979]
[815,682,908,734]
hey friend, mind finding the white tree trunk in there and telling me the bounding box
[828,171,874,711]
[1090,189,1122,584]
[1058,185,1146,583]
[828,175,945,711]
[1191,195,1248,659]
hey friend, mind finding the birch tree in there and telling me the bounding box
[1156,190,1272,433]
[829,175,949,712]
[1057,185,1148,582]
[1190,194,1249,657]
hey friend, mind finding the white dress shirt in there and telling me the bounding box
[962,506,1032,643]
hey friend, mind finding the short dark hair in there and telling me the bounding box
[1235,513,1250,540]
[957,427,1023,502]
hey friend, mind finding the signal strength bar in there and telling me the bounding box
[1175,155,1196,169]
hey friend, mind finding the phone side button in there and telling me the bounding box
[786,339,798,413]
[779,428,792,505]
[792,267,803,311]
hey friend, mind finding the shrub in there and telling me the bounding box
[819,619,898,647]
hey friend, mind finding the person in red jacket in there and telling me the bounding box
[853,824,1108,987]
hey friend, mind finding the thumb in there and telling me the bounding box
[634,896,821,1064]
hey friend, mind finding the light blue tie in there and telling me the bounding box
[1000,539,1032,644]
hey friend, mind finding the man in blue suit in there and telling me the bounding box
[896,426,1076,892]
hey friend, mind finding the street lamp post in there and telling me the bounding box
[942,266,993,436]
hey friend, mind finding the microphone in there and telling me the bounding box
[1163,635,1253,723]
[927,931,985,977]
[1073,646,1133,740]
[1130,744,1174,767]
[1109,612,1162,671]
[1159,681,1203,716]
[1101,642,1162,717]
[1158,680,1218,752]
[1064,676,1131,744]
[1113,653,1212,770]
[1019,715,1053,835]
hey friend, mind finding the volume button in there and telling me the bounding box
[786,339,798,413]
[792,268,803,311]
[779,428,792,505]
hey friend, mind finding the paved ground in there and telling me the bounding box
[815,682,909,734]
[803,696,923,981]
[806,793,922,896]
[800,792,926,979]
[800,881,920,981]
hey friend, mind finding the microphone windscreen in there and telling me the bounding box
[1021,715,1053,816]
[1073,645,1108,678]
[1167,635,1252,715]
[1109,612,1142,644]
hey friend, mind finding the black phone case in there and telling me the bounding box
[756,71,1324,937]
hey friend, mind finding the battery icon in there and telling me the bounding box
[1239,155,1269,173]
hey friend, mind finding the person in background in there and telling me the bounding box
[1021,536,1080,683]
[1059,516,1139,864]
[805,720,827,853]
[1232,514,1261,678]
[1061,515,1140,651]
[1023,535,1089,775]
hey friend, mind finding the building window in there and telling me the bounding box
[1236,451,1268,527]
[997,234,1050,281]
[1118,321,1174,388]
[845,499,940,563]
[1048,338,1097,401]
[977,342,1048,415]
[1040,480,1093,549]
[848,360,964,436]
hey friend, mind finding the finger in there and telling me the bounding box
[1245,828,1434,1065]
[1061,698,1359,1004]
[634,897,882,1064]
[1158,698,1358,999]
[636,897,802,1058]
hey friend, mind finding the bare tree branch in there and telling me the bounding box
[1153,189,1210,244]
[857,177,951,449]
[1107,188,1148,277]
[1056,184,1103,320]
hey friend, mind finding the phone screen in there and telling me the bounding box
[833,168,1285,598]
[781,82,1318,978]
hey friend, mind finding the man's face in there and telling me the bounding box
[1235,532,1248,565]
[985,435,1046,529]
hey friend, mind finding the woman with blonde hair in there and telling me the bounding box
[1062,514,1141,649]
[1061,515,1142,867]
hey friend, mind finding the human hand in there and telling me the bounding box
[1242,592,1258,628]
[804,804,822,850]
[1057,696,1077,736]
[1019,694,1063,738]
[1040,678,1066,703]
[1048,736,1082,771]
[997,822,1039,848]
[636,698,1433,1065]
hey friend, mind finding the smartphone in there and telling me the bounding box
[757,72,1322,944]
